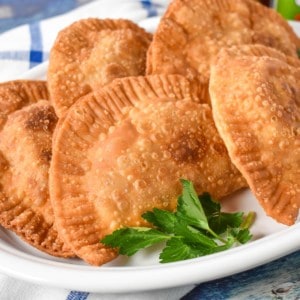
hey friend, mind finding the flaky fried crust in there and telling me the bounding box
[147,0,300,103]
[50,74,246,266]
[210,45,300,225]
[48,18,152,117]
[0,81,74,257]
[210,44,300,68]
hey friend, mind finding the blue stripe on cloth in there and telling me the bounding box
[66,291,89,300]
[0,50,49,62]
[29,22,43,67]
[140,0,158,17]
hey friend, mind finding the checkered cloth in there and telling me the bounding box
[0,0,299,299]
[0,0,166,81]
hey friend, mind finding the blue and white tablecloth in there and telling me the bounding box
[0,0,299,299]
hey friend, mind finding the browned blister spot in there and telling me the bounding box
[50,75,246,266]
[212,143,227,155]
[0,151,8,172]
[167,133,208,164]
[210,44,300,225]
[40,148,52,163]
[147,0,300,104]
[0,81,73,257]
[25,106,58,132]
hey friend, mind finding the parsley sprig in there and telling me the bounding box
[101,179,255,263]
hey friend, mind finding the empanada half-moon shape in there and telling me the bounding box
[50,75,247,265]
[210,45,300,225]
[48,18,152,117]
[0,81,74,257]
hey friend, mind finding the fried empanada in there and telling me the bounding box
[147,0,300,103]
[210,45,300,225]
[50,75,247,265]
[48,18,152,117]
[0,81,73,257]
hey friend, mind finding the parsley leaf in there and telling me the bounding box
[176,179,210,231]
[101,179,255,263]
[209,212,243,235]
[201,193,243,234]
[173,220,217,248]
[159,238,212,263]
[200,192,220,215]
[229,228,252,244]
[142,209,177,234]
[101,227,169,256]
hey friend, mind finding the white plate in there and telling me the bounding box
[1,19,300,294]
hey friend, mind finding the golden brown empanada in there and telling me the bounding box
[0,81,74,257]
[48,18,152,117]
[210,45,300,225]
[147,0,300,103]
[50,75,246,265]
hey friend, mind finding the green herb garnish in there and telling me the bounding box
[297,48,300,58]
[101,179,255,263]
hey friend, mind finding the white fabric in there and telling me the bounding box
[0,0,168,81]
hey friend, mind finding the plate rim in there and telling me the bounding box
[0,222,299,293]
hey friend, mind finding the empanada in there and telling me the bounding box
[210,45,300,225]
[0,81,73,257]
[48,18,152,117]
[147,0,300,103]
[50,75,246,265]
